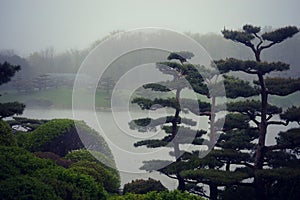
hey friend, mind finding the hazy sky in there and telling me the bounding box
[1,0,299,56]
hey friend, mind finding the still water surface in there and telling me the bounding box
[21,108,297,189]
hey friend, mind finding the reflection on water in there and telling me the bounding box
[21,108,298,189]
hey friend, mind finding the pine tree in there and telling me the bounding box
[129,51,212,191]
[181,72,260,199]
[214,25,300,199]
[0,61,25,119]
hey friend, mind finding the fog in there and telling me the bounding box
[1,0,300,56]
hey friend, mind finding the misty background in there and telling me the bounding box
[0,0,300,103]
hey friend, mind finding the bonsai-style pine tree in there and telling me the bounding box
[129,51,212,191]
[181,71,260,199]
[0,61,25,119]
[213,24,300,199]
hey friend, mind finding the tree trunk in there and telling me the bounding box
[172,87,185,191]
[254,54,268,200]
[209,96,216,149]
[254,73,268,170]
[209,183,218,200]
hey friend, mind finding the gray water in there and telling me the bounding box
[20,108,297,190]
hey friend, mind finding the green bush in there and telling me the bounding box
[65,148,116,169]
[34,151,72,168]
[0,120,17,146]
[0,175,58,200]
[0,146,107,199]
[109,190,204,200]
[70,160,120,193]
[23,119,114,162]
[123,178,167,194]
[0,146,54,180]
[24,119,74,153]
[33,167,107,200]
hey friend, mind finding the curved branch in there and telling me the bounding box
[254,33,263,50]
[267,120,289,126]
[259,41,277,52]
[246,111,260,126]
[266,144,291,151]
[239,162,255,169]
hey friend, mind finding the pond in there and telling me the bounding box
[20,107,297,189]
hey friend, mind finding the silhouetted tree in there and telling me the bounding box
[215,24,300,199]
[0,61,25,119]
[130,51,211,191]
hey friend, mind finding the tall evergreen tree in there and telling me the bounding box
[213,25,300,199]
[181,72,260,199]
[129,51,212,191]
[0,61,25,119]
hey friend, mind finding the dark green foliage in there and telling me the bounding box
[134,139,169,148]
[110,190,204,200]
[222,29,255,46]
[222,25,299,54]
[65,149,116,170]
[209,149,252,164]
[0,120,17,146]
[167,51,195,63]
[0,102,25,119]
[0,146,120,199]
[0,146,54,180]
[0,146,111,199]
[255,168,300,200]
[130,51,212,192]
[0,61,25,119]
[143,83,171,92]
[129,116,197,132]
[65,149,120,193]
[24,119,113,161]
[224,75,259,98]
[217,129,257,150]
[33,167,107,200]
[34,151,72,168]
[275,128,300,151]
[262,77,300,96]
[220,186,256,200]
[0,61,21,85]
[132,97,179,110]
[181,169,249,186]
[243,24,261,34]
[24,118,74,153]
[218,24,300,200]
[280,106,300,123]
[65,148,106,163]
[123,178,167,194]
[265,151,299,168]
[70,160,120,193]
[0,175,58,200]
[227,100,282,115]
[220,113,250,130]
[261,26,299,43]
[215,58,289,75]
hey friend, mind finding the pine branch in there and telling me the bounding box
[267,120,289,126]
